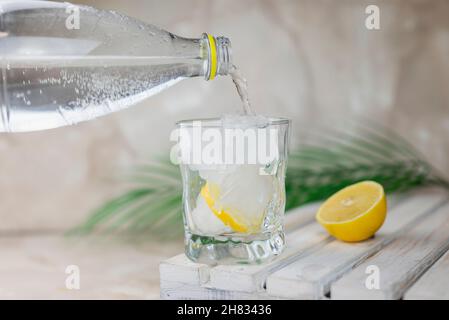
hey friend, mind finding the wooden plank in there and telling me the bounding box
[160,202,330,298]
[404,249,449,300]
[204,195,410,294]
[331,201,449,300]
[208,223,331,293]
[159,202,321,281]
[265,189,448,299]
[161,281,274,300]
[159,192,413,299]
[159,254,210,286]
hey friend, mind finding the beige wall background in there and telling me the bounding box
[1,0,448,231]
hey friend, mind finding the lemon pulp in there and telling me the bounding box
[201,182,249,233]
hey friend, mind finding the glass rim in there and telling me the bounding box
[176,116,290,127]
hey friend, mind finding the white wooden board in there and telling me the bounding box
[160,188,449,300]
[206,195,410,293]
[160,202,330,299]
[331,201,449,300]
[208,223,330,293]
[404,249,449,300]
[161,281,274,300]
[265,190,448,299]
[160,254,210,286]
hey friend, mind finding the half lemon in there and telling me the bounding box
[316,181,387,242]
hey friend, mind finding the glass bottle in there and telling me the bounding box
[0,1,232,132]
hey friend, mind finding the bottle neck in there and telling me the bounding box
[201,34,232,80]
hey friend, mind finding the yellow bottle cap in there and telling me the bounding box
[206,34,217,80]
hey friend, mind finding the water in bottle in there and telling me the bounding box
[0,1,232,131]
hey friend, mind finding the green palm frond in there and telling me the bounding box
[286,120,448,208]
[69,158,184,239]
[72,121,448,236]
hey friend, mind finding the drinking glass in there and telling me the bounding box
[176,117,290,264]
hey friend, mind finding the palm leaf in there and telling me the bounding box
[72,120,448,236]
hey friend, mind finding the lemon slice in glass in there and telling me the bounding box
[201,182,249,233]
